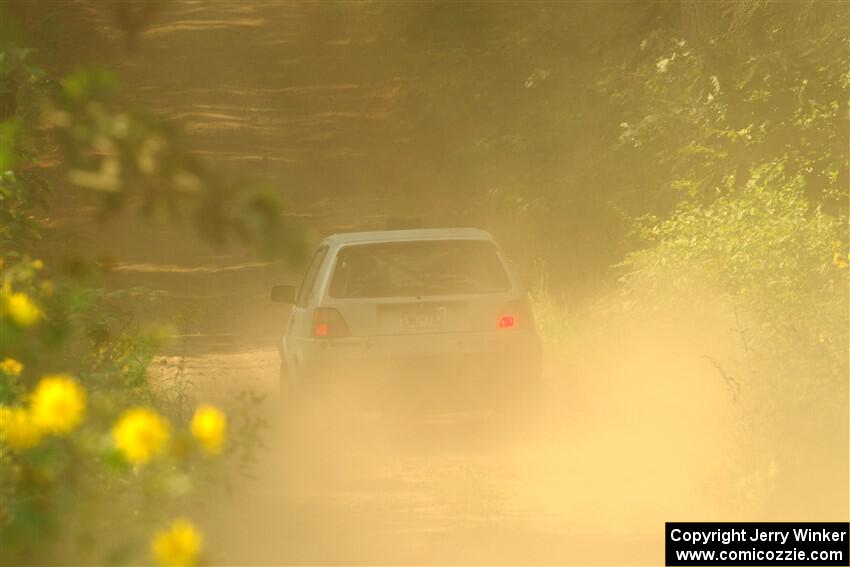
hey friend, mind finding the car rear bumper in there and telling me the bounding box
[287,329,541,381]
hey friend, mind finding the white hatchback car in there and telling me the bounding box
[271,228,542,395]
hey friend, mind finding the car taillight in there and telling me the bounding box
[497,300,533,330]
[312,308,351,338]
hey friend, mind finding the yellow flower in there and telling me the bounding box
[30,374,86,435]
[0,406,43,450]
[190,404,226,455]
[32,259,44,270]
[4,292,41,327]
[151,518,203,567]
[112,408,170,465]
[0,358,23,376]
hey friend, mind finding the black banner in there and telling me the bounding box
[666,522,849,566]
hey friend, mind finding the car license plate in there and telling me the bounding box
[401,307,447,331]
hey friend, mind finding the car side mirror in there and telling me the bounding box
[270,285,296,303]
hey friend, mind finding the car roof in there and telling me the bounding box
[322,228,494,246]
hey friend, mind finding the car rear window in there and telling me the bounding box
[328,240,511,298]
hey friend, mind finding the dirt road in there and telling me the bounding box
[162,346,665,566]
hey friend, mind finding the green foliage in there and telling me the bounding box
[45,66,304,261]
[528,267,574,353]
[612,4,849,508]
[602,12,848,212]
[626,161,848,368]
[0,119,17,171]
[0,215,254,567]
[613,2,849,371]
[0,46,51,257]
[0,7,302,562]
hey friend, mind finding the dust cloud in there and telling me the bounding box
[170,280,843,566]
